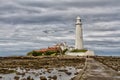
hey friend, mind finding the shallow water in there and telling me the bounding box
[0,67,81,80]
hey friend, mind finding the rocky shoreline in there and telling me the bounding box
[93,56,120,71]
[0,56,85,80]
[0,56,120,80]
[0,56,85,69]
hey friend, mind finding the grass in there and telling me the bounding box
[70,49,87,53]
[27,50,59,56]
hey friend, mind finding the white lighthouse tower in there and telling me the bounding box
[75,16,84,49]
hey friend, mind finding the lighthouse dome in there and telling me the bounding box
[76,16,81,20]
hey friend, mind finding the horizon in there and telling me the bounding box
[0,0,120,56]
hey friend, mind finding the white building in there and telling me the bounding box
[66,16,95,56]
[56,42,68,51]
[75,16,84,49]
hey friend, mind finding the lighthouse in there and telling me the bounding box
[75,16,84,49]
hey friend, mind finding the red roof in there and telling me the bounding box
[35,46,60,53]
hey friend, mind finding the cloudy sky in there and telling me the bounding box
[0,0,120,56]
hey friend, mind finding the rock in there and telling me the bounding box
[48,75,57,80]
[74,72,79,75]
[40,76,47,80]
[0,69,15,74]
[16,72,25,76]
[0,76,2,79]
[52,75,57,80]
[14,76,20,80]
[65,71,72,75]
[27,76,34,80]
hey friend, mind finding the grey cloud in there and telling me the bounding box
[0,14,67,24]
[0,4,41,15]
[17,0,120,8]
[0,0,120,25]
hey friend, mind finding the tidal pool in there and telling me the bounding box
[0,67,81,80]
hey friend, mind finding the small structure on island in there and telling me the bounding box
[56,42,68,51]
[27,46,61,56]
[27,42,68,56]
[66,16,95,56]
